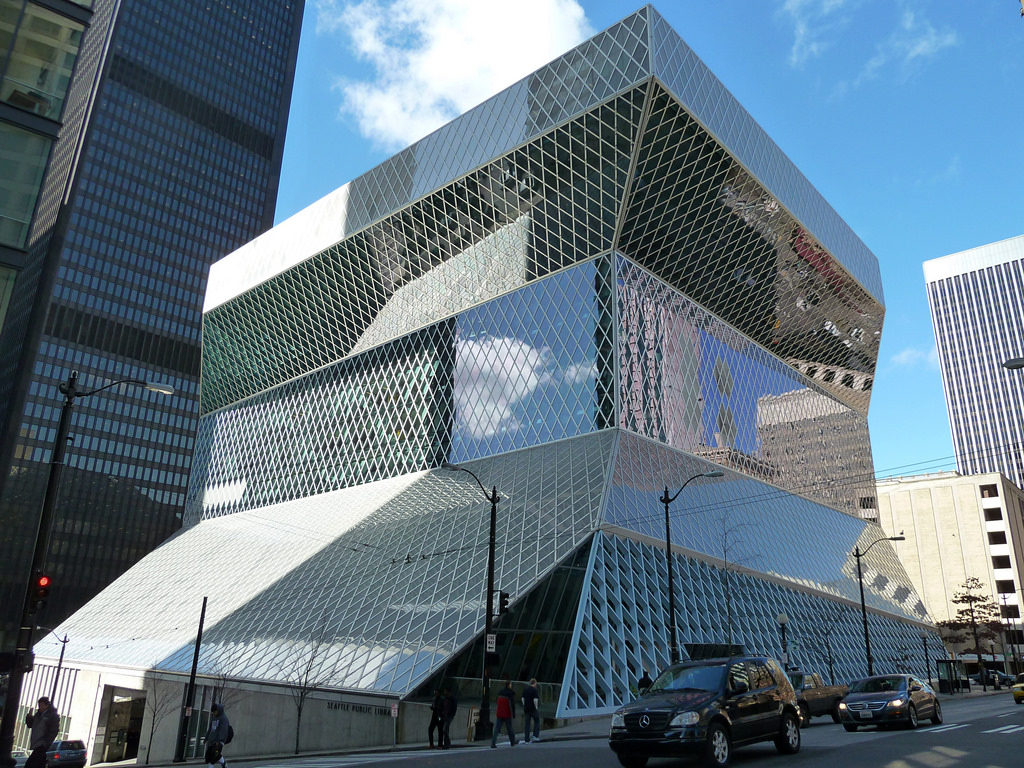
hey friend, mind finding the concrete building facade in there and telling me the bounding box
[877,471,1024,663]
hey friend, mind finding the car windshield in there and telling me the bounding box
[848,676,906,693]
[1016,674,1024,684]
[648,664,725,693]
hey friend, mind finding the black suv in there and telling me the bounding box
[609,656,801,768]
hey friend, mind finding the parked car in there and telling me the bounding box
[787,670,847,725]
[609,656,801,768]
[12,749,29,768]
[838,674,942,731]
[1010,673,1024,704]
[46,740,88,768]
[970,670,1012,688]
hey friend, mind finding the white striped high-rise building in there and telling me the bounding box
[924,235,1024,489]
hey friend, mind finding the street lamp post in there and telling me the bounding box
[45,631,69,704]
[777,614,789,670]
[661,470,725,665]
[443,462,497,741]
[0,371,173,768]
[920,632,931,686]
[853,533,905,676]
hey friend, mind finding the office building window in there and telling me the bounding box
[0,1,84,119]
[0,122,52,248]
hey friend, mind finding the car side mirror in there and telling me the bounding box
[731,681,749,695]
[910,683,922,692]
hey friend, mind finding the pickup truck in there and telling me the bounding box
[787,671,847,725]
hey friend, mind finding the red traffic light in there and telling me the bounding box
[37,575,51,588]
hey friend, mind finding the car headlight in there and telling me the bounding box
[611,713,625,728]
[887,697,906,708]
[668,711,700,727]
[838,701,847,710]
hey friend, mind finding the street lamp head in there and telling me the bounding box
[702,470,725,478]
[441,461,460,470]
[890,535,905,542]
[144,381,175,396]
[777,613,789,626]
[1003,357,1024,371]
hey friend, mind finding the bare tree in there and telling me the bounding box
[718,520,761,649]
[286,619,338,754]
[797,602,845,684]
[142,677,179,764]
[208,665,246,713]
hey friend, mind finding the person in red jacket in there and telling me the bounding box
[490,679,517,748]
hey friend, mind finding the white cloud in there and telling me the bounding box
[898,10,957,62]
[778,0,853,67]
[836,4,956,90]
[454,336,550,439]
[317,0,593,150]
[890,346,939,369]
[563,360,597,386]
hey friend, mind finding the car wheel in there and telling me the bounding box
[843,723,858,732]
[774,711,801,755]
[930,699,943,724]
[831,702,842,723]
[704,721,730,768]
[906,704,918,729]
[616,755,648,768]
[799,702,810,727]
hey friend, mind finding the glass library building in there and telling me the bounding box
[34,7,939,758]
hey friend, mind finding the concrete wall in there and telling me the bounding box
[877,471,1024,624]
[27,662,434,763]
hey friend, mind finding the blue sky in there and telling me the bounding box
[274,0,1024,481]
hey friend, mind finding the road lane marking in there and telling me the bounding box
[981,724,1024,733]
[925,724,970,732]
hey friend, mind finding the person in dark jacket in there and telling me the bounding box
[427,689,443,748]
[638,669,654,692]
[204,703,230,768]
[522,678,541,743]
[24,697,59,768]
[490,679,516,748]
[440,688,457,749]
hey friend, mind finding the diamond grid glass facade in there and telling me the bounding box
[52,7,936,719]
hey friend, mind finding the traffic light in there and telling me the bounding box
[29,572,51,613]
[498,591,510,614]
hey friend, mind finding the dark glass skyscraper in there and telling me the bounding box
[0,0,304,641]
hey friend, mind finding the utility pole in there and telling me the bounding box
[173,597,207,762]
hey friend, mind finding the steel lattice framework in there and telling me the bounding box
[50,7,939,718]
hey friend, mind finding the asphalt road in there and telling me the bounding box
[222,693,1023,768]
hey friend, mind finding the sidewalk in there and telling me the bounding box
[100,717,613,768]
